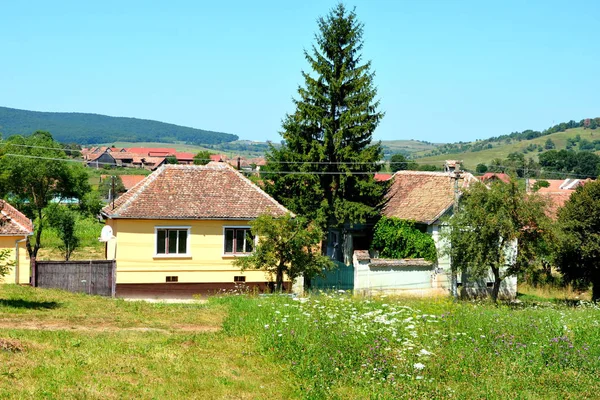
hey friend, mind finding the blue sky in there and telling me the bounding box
[1,0,598,143]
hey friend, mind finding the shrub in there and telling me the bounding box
[371,217,437,261]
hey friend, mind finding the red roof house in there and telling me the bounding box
[101,162,291,297]
[0,201,33,284]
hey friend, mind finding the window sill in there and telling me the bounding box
[153,254,192,260]
[222,253,252,259]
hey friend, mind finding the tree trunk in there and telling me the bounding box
[491,266,502,303]
[276,263,284,292]
[592,274,600,303]
[27,208,44,259]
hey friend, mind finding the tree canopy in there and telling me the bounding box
[264,4,385,228]
[390,154,409,173]
[554,180,600,301]
[444,179,550,302]
[233,214,333,291]
[0,131,91,257]
[0,106,238,145]
[193,150,214,165]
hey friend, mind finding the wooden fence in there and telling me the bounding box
[32,260,116,297]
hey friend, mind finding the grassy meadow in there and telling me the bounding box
[37,216,105,261]
[1,285,599,399]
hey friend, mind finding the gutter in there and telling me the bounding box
[101,215,271,221]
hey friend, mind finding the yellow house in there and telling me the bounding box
[0,201,33,285]
[101,162,291,297]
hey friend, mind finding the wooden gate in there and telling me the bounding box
[310,261,354,291]
[32,260,116,297]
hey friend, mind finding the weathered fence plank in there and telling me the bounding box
[33,260,116,297]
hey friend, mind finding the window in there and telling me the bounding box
[166,276,178,282]
[155,227,190,256]
[224,227,254,255]
[234,276,246,282]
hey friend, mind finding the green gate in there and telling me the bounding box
[310,261,354,291]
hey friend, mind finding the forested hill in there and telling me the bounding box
[0,106,238,145]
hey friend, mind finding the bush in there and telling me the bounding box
[371,217,437,261]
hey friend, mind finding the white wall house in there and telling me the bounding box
[375,170,517,299]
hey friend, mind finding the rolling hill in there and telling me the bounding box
[0,106,238,145]
[381,139,439,157]
[414,126,600,170]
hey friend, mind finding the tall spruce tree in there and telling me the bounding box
[265,3,385,229]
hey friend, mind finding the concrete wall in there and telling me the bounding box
[353,252,446,296]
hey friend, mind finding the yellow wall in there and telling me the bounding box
[0,236,30,285]
[107,219,278,284]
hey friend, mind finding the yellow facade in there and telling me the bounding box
[0,236,30,285]
[107,219,276,284]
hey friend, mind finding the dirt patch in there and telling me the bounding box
[0,338,24,352]
[0,320,220,334]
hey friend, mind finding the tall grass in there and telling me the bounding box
[216,292,600,399]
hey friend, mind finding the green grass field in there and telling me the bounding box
[414,127,599,170]
[1,285,598,399]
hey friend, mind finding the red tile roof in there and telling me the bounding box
[529,179,593,219]
[126,147,177,156]
[530,179,590,194]
[382,171,477,224]
[120,175,147,190]
[174,152,195,161]
[480,172,511,184]
[374,173,393,182]
[102,162,290,220]
[540,192,573,219]
[0,201,33,236]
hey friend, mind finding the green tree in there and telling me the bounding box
[264,4,385,229]
[476,163,488,174]
[193,150,214,165]
[0,203,16,277]
[234,214,334,291]
[47,206,79,261]
[390,154,409,172]
[555,181,600,301]
[79,190,104,218]
[0,249,14,279]
[165,155,179,164]
[98,176,126,200]
[444,179,550,302]
[0,131,90,258]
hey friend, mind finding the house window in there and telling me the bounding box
[234,276,246,282]
[156,227,190,256]
[224,227,254,255]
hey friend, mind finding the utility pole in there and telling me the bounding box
[451,168,461,299]
[111,175,116,210]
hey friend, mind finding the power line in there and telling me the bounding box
[1,152,596,180]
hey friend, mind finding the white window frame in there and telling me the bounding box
[223,226,255,257]
[154,226,191,258]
